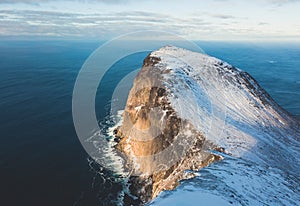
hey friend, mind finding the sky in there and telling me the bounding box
[0,0,300,41]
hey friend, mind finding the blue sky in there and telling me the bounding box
[0,0,299,41]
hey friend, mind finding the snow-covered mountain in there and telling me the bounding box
[114,46,300,205]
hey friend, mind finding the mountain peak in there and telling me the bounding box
[114,46,300,205]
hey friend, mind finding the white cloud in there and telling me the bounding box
[0,0,299,40]
[0,0,129,4]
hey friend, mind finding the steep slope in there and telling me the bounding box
[114,46,300,205]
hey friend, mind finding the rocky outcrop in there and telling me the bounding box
[114,46,300,205]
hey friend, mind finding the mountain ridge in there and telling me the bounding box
[114,46,299,205]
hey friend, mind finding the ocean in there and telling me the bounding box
[0,40,299,206]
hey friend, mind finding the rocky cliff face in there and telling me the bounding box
[114,46,300,205]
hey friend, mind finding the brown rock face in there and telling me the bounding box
[115,54,221,204]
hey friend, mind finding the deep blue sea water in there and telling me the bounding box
[0,40,299,206]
